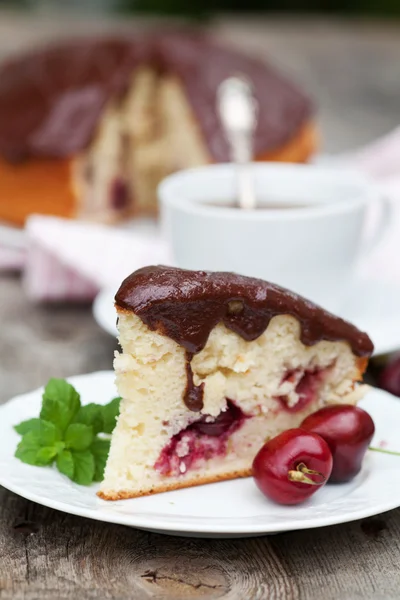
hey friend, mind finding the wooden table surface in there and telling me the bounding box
[1,13,400,600]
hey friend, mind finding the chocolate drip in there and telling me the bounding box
[184,352,205,412]
[116,266,374,411]
[0,35,312,162]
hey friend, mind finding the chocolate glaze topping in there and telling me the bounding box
[116,266,374,411]
[154,35,312,162]
[0,34,312,163]
[0,39,139,162]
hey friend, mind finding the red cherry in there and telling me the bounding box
[252,428,333,505]
[378,355,400,397]
[300,405,375,483]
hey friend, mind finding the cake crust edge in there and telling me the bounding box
[97,467,252,500]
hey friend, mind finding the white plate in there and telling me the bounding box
[0,371,399,538]
[93,280,400,356]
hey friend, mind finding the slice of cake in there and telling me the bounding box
[99,266,373,500]
[0,34,316,226]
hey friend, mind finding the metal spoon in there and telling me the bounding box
[217,76,258,210]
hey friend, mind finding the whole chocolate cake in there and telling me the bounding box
[0,34,316,226]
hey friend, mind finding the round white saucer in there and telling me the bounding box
[93,279,400,356]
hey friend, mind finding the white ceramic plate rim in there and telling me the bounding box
[0,371,399,536]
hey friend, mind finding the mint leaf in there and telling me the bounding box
[56,450,75,479]
[16,420,61,447]
[41,379,80,433]
[14,424,63,466]
[65,423,93,451]
[14,418,42,436]
[13,377,117,486]
[73,404,103,435]
[91,439,110,482]
[102,397,121,434]
[15,432,42,465]
[71,450,95,485]
[35,446,59,466]
[36,420,62,446]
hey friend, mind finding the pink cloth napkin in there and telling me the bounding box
[0,127,400,302]
[21,218,172,301]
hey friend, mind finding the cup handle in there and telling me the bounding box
[363,194,392,255]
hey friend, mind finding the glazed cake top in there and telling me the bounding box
[0,34,312,163]
[115,266,374,358]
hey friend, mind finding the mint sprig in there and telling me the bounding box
[14,378,120,486]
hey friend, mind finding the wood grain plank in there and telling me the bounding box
[2,485,400,599]
[0,275,116,405]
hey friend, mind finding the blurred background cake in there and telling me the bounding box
[0,33,316,226]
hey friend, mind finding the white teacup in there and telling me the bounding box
[159,163,389,312]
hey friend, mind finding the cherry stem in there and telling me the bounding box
[287,462,326,486]
[369,446,400,457]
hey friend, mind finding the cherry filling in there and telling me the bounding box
[277,366,330,413]
[154,400,246,477]
[110,177,130,210]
